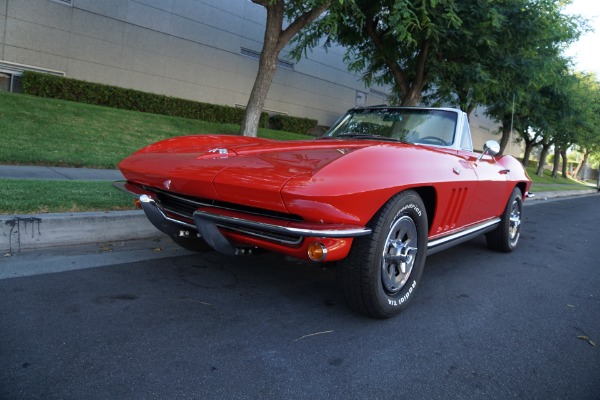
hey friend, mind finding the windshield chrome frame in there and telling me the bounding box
[321,106,466,151]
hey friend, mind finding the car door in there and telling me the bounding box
[457,149,514,221]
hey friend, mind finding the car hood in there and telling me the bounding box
[118,135,375,212]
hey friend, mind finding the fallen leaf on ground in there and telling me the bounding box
[577,335,596,347]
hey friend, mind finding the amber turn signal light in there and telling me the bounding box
[307,242,328,262]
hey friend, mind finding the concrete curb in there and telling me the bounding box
[526,189,598,201]
[1,190,597,254]
[2,210,162,254]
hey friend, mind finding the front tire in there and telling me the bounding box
[339,191,428,318]
[486,187,523,252]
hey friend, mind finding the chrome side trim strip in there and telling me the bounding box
[427,218,500,255]
[193,210,372,238]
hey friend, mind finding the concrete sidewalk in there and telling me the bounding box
[1,164,598,254]
[0,164,123,181]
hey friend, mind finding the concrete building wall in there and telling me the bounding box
[0,1,7,50]
[0,0,389,127]
[0,0,520,156]
[471,107,501,152]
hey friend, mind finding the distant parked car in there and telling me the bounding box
[116,106,531,318]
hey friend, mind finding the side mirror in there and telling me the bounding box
[477,140,501,161]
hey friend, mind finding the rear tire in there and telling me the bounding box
[339,191,428,318]
[486,187,523,252]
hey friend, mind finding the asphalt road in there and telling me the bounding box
[1,195,599,400]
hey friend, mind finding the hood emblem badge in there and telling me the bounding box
[164,179,172,190]
[209,148,229,155]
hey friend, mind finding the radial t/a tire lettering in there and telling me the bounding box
[338,190,428,318]
[486,187,523,252]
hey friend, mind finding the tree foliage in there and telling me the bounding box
[249,0,600,173]
[295,0,462,106]
[570,73,600,178]
[482,0,583,155]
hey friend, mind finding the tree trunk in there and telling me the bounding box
[573,149,590,180]
[521,141,535,167]
[519,127,535,167]
[400,92,421,106]
[240,49,279,137]
[551,146,560,178]
[560,148,568,178]
[466,103,475,117]
[240,2,284,138]
[536,143,550,177]
[399,41,429,106]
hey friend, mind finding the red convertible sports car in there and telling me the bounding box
[116,106,531,318]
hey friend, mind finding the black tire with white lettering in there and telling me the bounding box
[339,190,428,318]
[486,187,523,252]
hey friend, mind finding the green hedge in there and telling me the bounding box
[269,114,318,136]
[22,71,269,128]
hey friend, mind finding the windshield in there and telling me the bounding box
[321,108,458,146]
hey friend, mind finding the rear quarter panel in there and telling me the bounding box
[459,152,531,222]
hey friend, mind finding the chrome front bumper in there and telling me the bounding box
[138,194,196,236]
[126,189,372,257]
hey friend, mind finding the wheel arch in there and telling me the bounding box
[406,186,436,233]
[515,182,527,197]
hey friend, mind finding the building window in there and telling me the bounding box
[0,61,65,93]
[355,91,367,107]
[0,72,23,93]
[240,48,294,70]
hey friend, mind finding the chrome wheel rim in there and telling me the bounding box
[508,199,521,246]
[381,216,418,295]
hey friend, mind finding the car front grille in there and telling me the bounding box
[153,190,209,222]
[145,186,304,245]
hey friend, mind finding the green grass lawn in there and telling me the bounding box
[526,166,595,192]
[0,179,135,214]
[0,91,307,169]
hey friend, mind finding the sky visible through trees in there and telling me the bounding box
[564,0,600,77]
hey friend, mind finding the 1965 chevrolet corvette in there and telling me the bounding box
[116,106,531,318]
